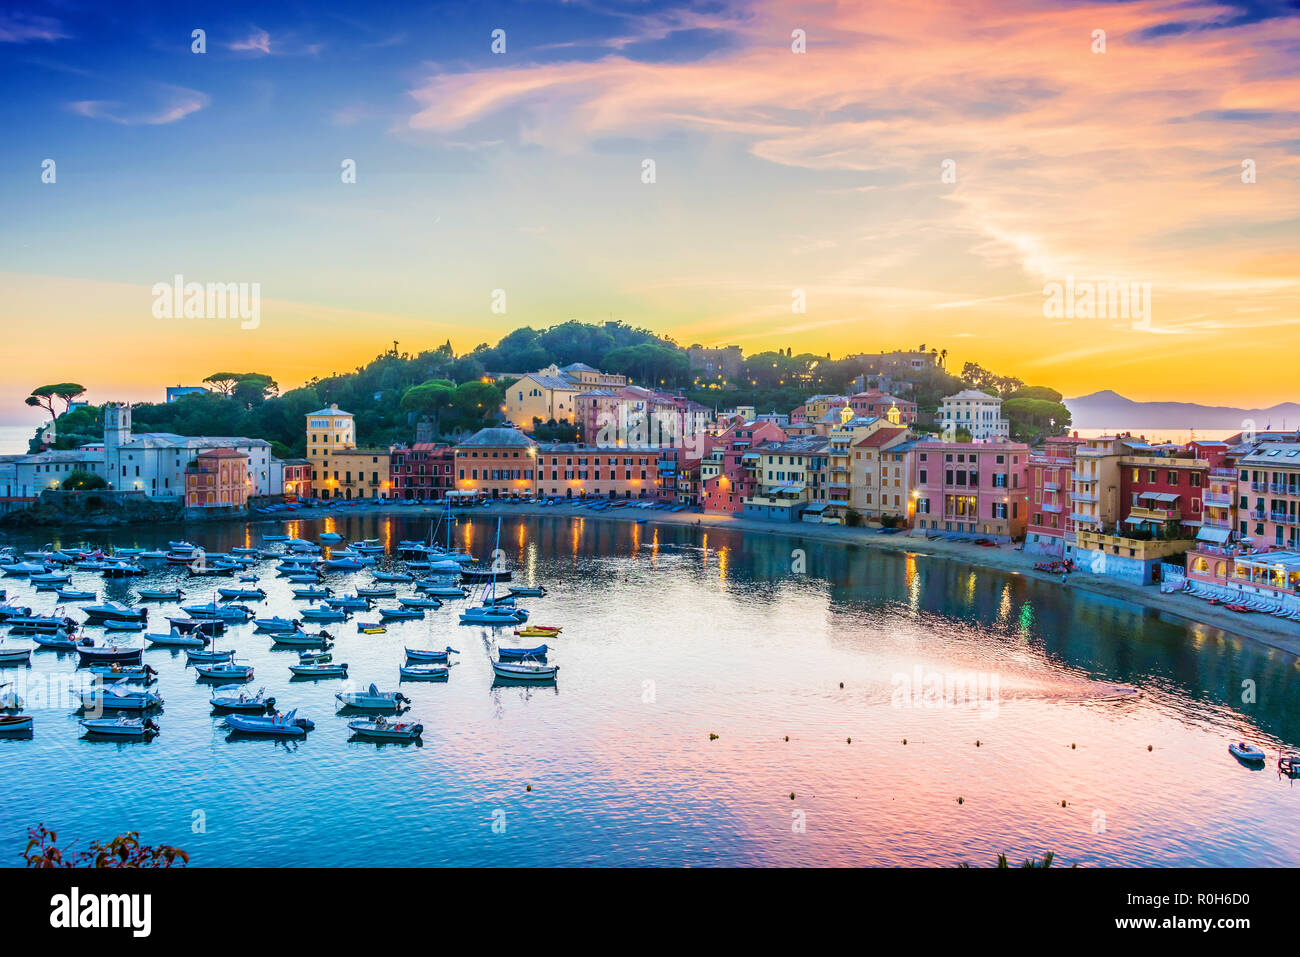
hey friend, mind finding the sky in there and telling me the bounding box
[1,0,1298,428]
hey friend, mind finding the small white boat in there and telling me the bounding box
[146,628,208,648]
[80,716,160,738]
[290,661,348,678]
[271,630,333,647]
[55,589,97,601]
[348,716,423,740]
[318,532,345,543]
[335,683,409,711]
[399,664,449,681]
[255,616,301,633]
[404,646,458,662]
[87,663,157,683]
[217,586,266,600]
[380,607,424,621]
[300,607,347,622]
[492,660,559,681]
[459,606,526,626]
[398,596,442,609]
[79,686,164,710]
[416,582,468,598]
[0,643,32,665]
[1229,741,1266,764]
[185,647,235,664]
[137,588,184,601]
[195,662,254,681]
[210,687,276,712]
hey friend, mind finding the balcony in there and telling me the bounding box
[1210,468,1239,479]
[1041,502,1062,513]
[1071,512,1097,524]
[1202,492,1232,507]
[1128,505,1180,522]
[1270,511,1299,525]
[1070,491,1098,503]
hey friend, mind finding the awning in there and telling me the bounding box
[803,502,829,513]
[1196,525,1231,543]
[1139,491,1180,502]
[741,452,760,460]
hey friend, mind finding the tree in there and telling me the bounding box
[202,372,245,395]
[25,383,85,422]
[401,379,457,436]
[63,470,107,490]
[24,825,188,868]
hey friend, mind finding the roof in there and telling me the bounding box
[195,447,247,459]
[561,362,599,374]
[853,427,909,449]
[520,373,581,391]
[943,389,1001,402]
[1239,443,1300,467]
[761,436,830,455]
[307,406,352,417]
[457,428,537,449]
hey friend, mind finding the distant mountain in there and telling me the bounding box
[1065,390,1300,431]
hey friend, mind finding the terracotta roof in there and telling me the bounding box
[852,428,909,448]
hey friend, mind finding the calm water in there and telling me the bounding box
[2,512,1299,867]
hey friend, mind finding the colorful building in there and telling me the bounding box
[535,444,658,500]
[390,443,454,501]
[1237,442,1300,550]
[700,419,787,513]
[849,426,913,524]
[939,389,1010,442]
[1025,434,1088,556]
[453,428,538,500]
[848,390,917,425]
[274,458,312,501]
[744,435,830,522]
[184,448,249,511]
[908,440,1029,541]
[305,404,392,500]
[501,372,581,431]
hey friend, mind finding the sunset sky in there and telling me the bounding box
[2,0,1297,427]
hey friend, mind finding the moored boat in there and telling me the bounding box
[491,659,559,681]
[335,683,409,711]
[497,643,549,661]
[404,646,458,662]
[79,685,164,711]
[55,589,97,601]
[80,716,160,738]
[1229,741,1266,765]
[75,641,143,665]
[348,716,424,740]
[224,709,314,737]
[399,664,449,680]
[379,607,424,621]
[194,661,254,681]
[31,631,78,651]
[209,687,276,713]
[146,628,208,648]
[289,661,349,678]
[0,643,33,665]
[137,588,184,601]
[0,714,34,734]
[87,663,157,682]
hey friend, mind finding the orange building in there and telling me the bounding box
[185,448,249,510]
[453,428,538,500]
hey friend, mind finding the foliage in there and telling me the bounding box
[843,507,863,527]
[63,470,107,490]
[470,320,681,382]
[1002,397,1073,443]
[530,418,580,442]
[23,825,188,868]
[25,383,87,422]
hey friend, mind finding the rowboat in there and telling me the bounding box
[1229,741,1266,765]
[399,664,449,680]
[194,662,254,681]
[292,586,332,599]
[209,688,276,713]
[0,714,33,734]
[379,607,424,621]
[87,663,157,682]
[492,660,559,681]
[29,572,71,586]
[458,606,527,626]
[81,717,160,738]
[355,586,396,598]
[370,572,414,583]
[348,716,424,741]
[55,589,97,601]
[404,646,458,662]
[137,588,184,601]
[79,686,164,711]
[398,596,442,609]
[224,709,314,737]
[497,643,548,661]
[289,662,349,678]
[31,631,78,650]
[508,585,548,597]
[103,620,146,632]
[335,684,410,711]
[76,642,143,665]
[271,631,333,648]
[146,629,208,648]
[0,644,32,665]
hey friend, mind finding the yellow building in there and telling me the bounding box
[501,373,581,430]
[306,404,392,499]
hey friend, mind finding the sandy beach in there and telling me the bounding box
[255,498,1300,657]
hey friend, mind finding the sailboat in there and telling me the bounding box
[459,518,528,625]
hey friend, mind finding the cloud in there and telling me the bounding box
[230,28,272,54]
[68,87,209,125]
[0,11,67,43]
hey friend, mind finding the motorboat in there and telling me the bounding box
[1,561,53,577]
[398,596,442,609]
[32,630,78,651]
[0,714,33,734]
[224,709,314,736]
[80,716,160,738]
[318,532,345,543]
[379,607,423,621]
[209,687,276,713]
[459,606,527,626]
[491,660,559,681]
[480,594,516,606]
[195,661,254,681]
[0,643,31,665]
[29,571,72,587]
[1229,741,1266,765]
[166,617,225,636]
[416,581,468,598]
[351,540,385,554]
[75,641,143,665]
[324,595,371,611]
[289,661,348,678]
[370,572,414,583]
[497,643,549,661]
[508,585,548,598]
[55,589,97,601]
[87,663,157,683]
[217,586,266,600]
[103,619,146,632]
[137,587,184,601]
[335,683,410,711]
[322,557,371,571]
[348,716,424,740]
[459,566,511,584]
[292,586,333,599]
[271,630,333,648]
[8,613,79,633]
[99,562,147,577]
[0,604,32,621]
[254,616,302,633]
[399,664,449,680]
[355,586,396,598]
[298,649,332,664]
[79,685,164,711]
[185,646,235,664]
[404,646,458,662]
[181,602,254,622]
[300,607,347,622]
[146,628,208,648]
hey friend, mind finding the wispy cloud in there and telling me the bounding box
[230,28,272,54]
[0,11,67,43]
[68,86,209,125]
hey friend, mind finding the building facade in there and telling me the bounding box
[939,390,1010,441]
[909,440,1029,540]
[184,448,249,511]
[453,428,538,500]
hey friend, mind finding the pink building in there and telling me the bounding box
[575,386,708,447]
[908,440,1030,541]
[848,390,918,424]
[700,420,788,513]
[1025,435,1088,556]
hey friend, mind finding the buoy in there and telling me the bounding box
[975,740,981,747]
[847,737,851,744]
[1061,800,1067,807]
[790,792,795,800]
[1148,745,1153,751]
[839,682,844,689]
[957,797,963,804]
[784,735,789,742]
[1071,743,1076,749]
[902,738,907,745]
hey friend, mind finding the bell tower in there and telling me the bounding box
[104,402,132,451]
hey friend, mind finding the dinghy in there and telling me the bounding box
[1229,741,1266,765]
[335,683,410,711]
[76,642,143,665]
[492,660,559,681]
[224,709,314,737]
[0,644,33,665]
[195,661,253,681]
[55,589,97,601]
[81,716,159,738]
[399,664,449,681]
[379,607,424,621]
[185,646,235,664]
[32,631,78,651]
[0,714,33,734]
[300,607,348,622]
[210,687,276,713]
[289,661,349,678]
[404,646,458,662]
[348,716,424,741]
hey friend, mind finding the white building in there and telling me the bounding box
[101,403,272,500]
[939,389,1010,442]
[0,448,106,498]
